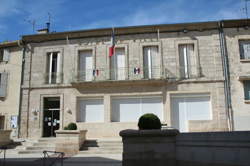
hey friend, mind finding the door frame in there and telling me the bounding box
[40,94,64,138]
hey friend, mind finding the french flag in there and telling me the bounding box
[109,28,115,57]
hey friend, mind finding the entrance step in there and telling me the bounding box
[80,138,123,154]
[16,138,57,154]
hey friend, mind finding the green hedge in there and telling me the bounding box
[64,122,77,130]
[138,113,161,130]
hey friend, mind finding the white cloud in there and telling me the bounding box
[78,0,244,30]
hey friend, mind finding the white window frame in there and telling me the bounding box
[107,44,128,81]
[175,40,200,79]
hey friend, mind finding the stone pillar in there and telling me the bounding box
[120,129,179,166]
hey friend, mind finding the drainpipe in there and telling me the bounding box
[218,21,234,131]
[17,40,25,138]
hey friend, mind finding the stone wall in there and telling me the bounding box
[120,129,250,166]
[19,28,229,138]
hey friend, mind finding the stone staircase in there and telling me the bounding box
[79,138,123,154]
[15,137,57,154]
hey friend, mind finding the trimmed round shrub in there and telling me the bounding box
[138,113,161,130]
[65,123,77,130]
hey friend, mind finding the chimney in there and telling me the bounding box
[37,28,49,34]
[36,22,50,34]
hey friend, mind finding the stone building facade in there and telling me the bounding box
[0,41,22,137]
[18,19,250,139]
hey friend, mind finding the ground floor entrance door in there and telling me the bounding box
[43,97,60,137]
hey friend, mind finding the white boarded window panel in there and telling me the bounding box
[112,98,140,122]
[141,97,163,121]
[186,97,211,120]
[78,99,104,122]
[112,97,163,122]
[171,94,211,132]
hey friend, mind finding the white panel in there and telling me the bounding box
[243,43,250,59]
[116,48,125,80]
[78,99,104,122]
[48,53,53,84]
[79,51,93,81]
[171,94,212,132]
[143,47,151,79]
[56,52,61,83]
[112,98,140,122]
[141,97,163,121]
[150,46,160,78]
[171,98,188,132]
[186,97,211,120]
[112,96,163,122]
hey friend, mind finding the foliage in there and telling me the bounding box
[64,122,77,130]
[138,113,161,130]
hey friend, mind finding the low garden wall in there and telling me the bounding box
[120,129,250,166]
[55,130,87,155]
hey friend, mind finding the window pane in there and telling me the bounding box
[79,50,93,81]
[240,41,250,59]
[244,81,250,100]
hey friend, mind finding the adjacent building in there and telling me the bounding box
[0,41,22,137]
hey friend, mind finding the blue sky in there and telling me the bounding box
[0,0,246,42]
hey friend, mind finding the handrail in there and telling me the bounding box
[43,150,64,166]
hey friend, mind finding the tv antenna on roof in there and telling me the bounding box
[24,19,36,33]
[243,0,250,19]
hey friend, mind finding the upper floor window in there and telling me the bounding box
[46,52,62,84]
[110,48,126,80]
[78,50,93,81]
[143,46,160,79]
[0,49,9,63]
[239,40,250,60]
[178,44,195,79]
[243,80,250,100]
[0,72,8,97]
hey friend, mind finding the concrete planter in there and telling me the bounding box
[0,130,12,146]
[55,130,87,155]
[119,129,179,166]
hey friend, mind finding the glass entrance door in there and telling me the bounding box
[43,97,60,137]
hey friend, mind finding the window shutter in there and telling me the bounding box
[0,73,8,97]
[3,49,10,62]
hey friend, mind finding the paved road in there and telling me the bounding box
[0,151,122,166]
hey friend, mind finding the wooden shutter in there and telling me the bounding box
[3,49,10,62]
[0,73,8,97]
